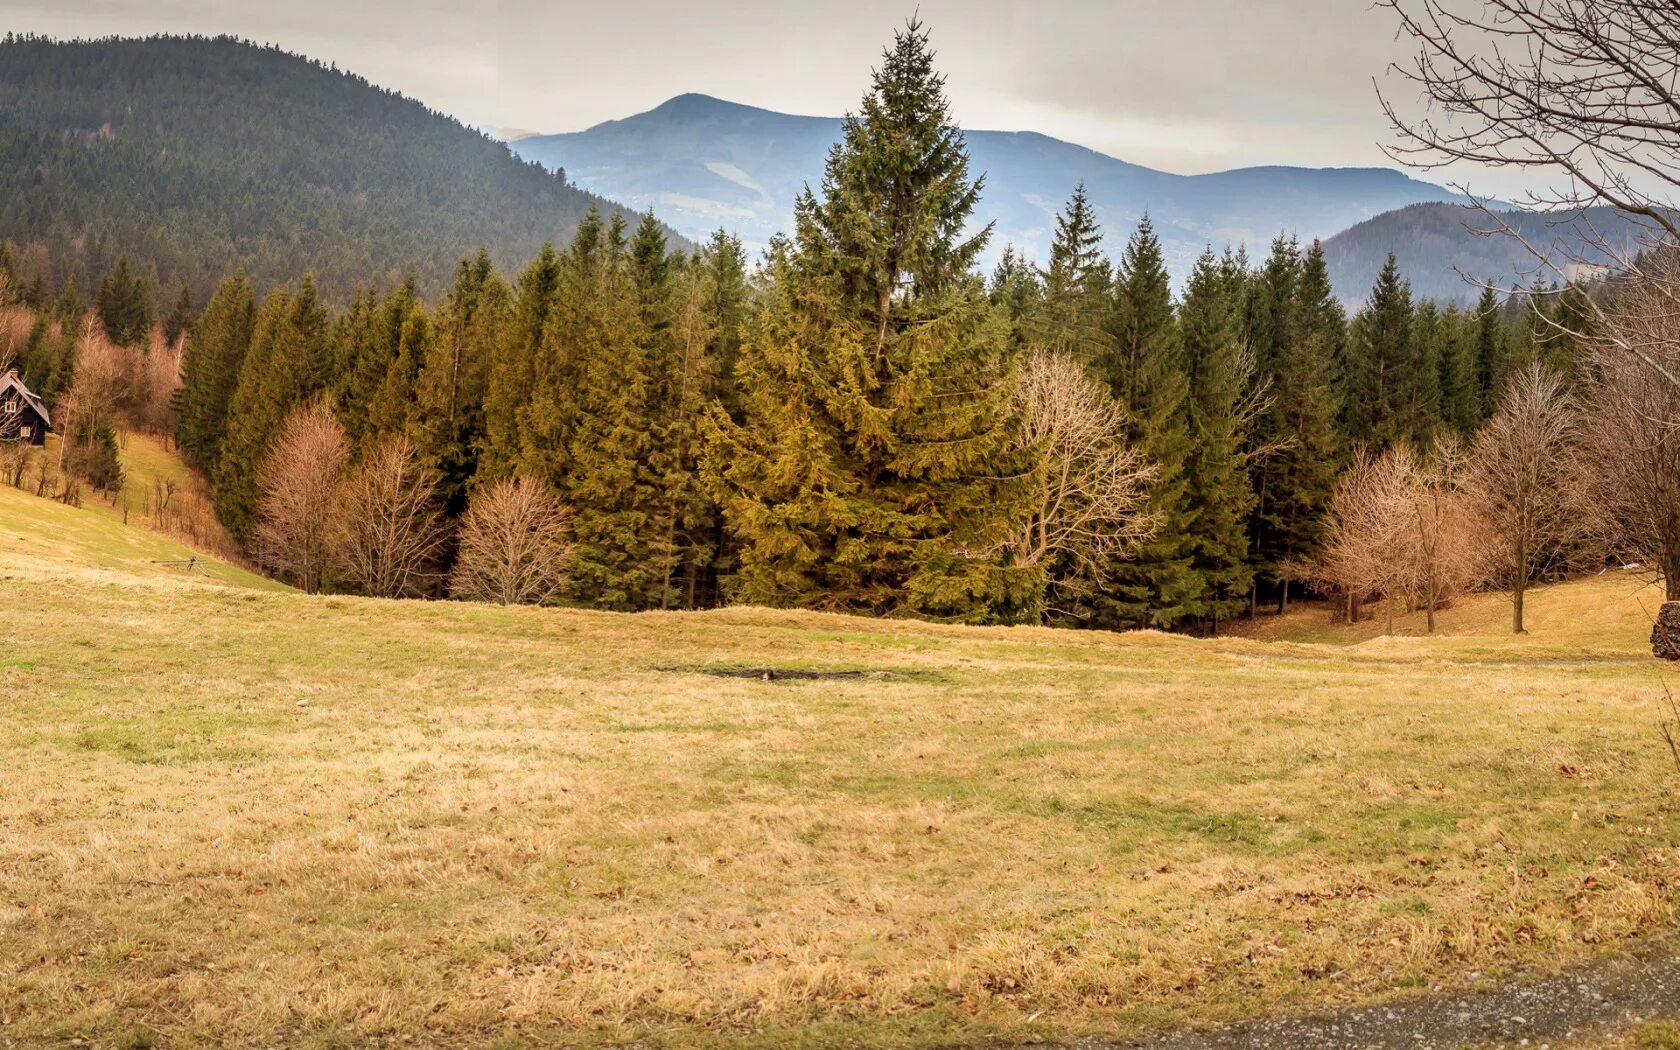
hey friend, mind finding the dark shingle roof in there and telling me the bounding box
[0,371,50,428]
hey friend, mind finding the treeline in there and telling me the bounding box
[138,25,1585,630]
[5,24,1599,631]
[0,34,660,307]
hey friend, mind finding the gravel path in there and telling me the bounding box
[1035,943,1680,1050]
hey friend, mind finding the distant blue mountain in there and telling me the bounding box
[511,93,1480,289]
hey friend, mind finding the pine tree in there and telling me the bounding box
[215,276,330,542]
[1179,249,1257,631]
[1027,185,1111,362]
[1100,215,1200,629]
[338,277,421,450]
[705,21,1031,618]
[364,299,433,445]
[175,272,256,472]
[1407,299,1444,443]
[19,313,54,396]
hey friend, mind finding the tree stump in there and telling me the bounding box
[1652,602,1680,660]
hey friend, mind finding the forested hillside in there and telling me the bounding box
[0,35,661,305]
[1321,202,1647,303]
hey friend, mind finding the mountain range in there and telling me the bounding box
[511,93,1484,293]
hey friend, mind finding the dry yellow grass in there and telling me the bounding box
[3,483,1680,1048]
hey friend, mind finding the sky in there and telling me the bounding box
[0,0,1529,198]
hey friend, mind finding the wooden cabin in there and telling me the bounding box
[0,368,50,446]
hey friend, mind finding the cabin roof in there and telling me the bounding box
[1,371,50,428]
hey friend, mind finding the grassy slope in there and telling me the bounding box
[1,486,1678,1048]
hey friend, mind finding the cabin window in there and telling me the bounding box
[2,399,17,415]
[19,425,30,438]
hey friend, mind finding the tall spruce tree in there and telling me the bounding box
[561,212,663,610]
[479,241,562,481]
[1344,253,1419,448]
[1436,303,1479,434]
[1247,238,1341,613]
[1179,249,1258,631]
[413,248,506,512]
[214,276,330,542]
[1471,284,1505,420]
[1100,216,1200,629]
[989,245,1043,350]
[705,21,1031,618]
[175,272,256,473]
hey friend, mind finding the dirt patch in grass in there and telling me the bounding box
[1037,939,1680,1049]
[680,665,934,682]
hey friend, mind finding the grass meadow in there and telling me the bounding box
[2,474,1679,1047]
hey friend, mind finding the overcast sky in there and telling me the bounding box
[1,0,1525,195]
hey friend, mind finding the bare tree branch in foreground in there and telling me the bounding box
[450,475,575,606]
[1378,0,1680,386]
[1579,273,1680,600]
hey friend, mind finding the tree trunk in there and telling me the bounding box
[1386,598,1394,636]
[1513,578,1526,634]
[1278,579,1289,616]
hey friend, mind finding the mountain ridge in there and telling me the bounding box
[513,92,1480,288]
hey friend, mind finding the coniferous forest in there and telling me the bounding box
[0,34,667,307]
[2,24,1598,633]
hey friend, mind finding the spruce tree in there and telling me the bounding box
[1436,304,1479,434]
[163,285,194,347]
[1248,238,1341,613]
[479,242,562,481]
[1471,284,1505,420]
[1100,216,1200,629]
[561,212,663,609]
[1407,299,1444,443]
[95,256,154,346]
[1026,185,1111,362]
[175,272,256,473]
[1344,254,1418,449]
[215,276,330,542]
[988,245,1043,350]
[413,248,506,513]
[1179,249,1258,631]
[706,21,1032,618]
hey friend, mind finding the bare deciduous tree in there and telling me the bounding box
[450,475,575,606]
[1395,435,1493,633]
[1297,447,1405,627]
[253,400,349,594]
[332,437,449,599]
[1380,0,1680,386]
[1299,439,1491,633]
[1002,348,1157,615]
[1579,277,1680,599]
[1463,363,1582,633]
